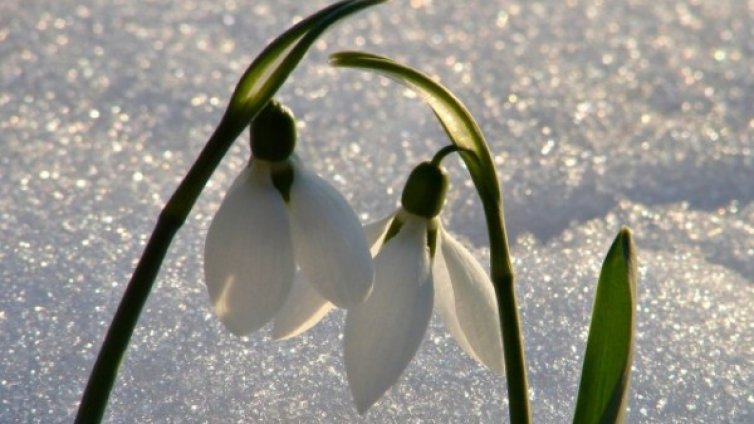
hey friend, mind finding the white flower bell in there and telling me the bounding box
[345,161,505,413]
[203,101,374,336]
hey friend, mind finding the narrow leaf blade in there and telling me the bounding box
[573,228,638,424]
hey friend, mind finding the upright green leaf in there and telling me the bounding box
[573,228,638,424]
[330,51,532,424]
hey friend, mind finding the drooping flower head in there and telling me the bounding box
[344,155,505,413]
[203,100,374,336]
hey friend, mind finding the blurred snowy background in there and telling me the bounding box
[1,0,753,422]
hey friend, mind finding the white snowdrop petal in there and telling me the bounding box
[432,239,480,363]
[344,219,433,413]
[440,229,505,375]
[270,212,396,341]
[289,166,374,307]
[272,272,333,340]
[203,164,295,336]
[363,213,395,254]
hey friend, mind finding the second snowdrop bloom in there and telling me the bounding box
[203,101,374,336]
[344,160,505,413]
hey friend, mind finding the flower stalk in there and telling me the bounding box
[330,51,532,423]
[74,1,387,422]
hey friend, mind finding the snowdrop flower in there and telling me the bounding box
[203,101,374,336]
[344,160,505,413]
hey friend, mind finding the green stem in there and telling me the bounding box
[497,281,530,424]
[441,146,530,422]
[443,149,531,423]
[74,114,247,424]
[430,144,469,166]
[74,3,388,421]
[479,187,531,424]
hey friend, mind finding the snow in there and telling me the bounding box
[1,0,752,422]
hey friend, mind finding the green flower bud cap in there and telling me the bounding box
[401,162,449,218]
[250,100,297,162]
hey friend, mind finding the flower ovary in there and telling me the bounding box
[250,100,297,162]
[401,162,448,218]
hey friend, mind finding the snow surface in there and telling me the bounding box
[1,0,752,422]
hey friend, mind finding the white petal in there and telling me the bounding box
[203,163,295,336]
[288,165,374,307]
[431,238,480,363]
[271,272,334,340]
[344,218,433,413]
[439,229,505,375]
[363,213,395,255]
[270,214,397,341]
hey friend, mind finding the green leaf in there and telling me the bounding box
[573,228,638,424]
[329,51,500,206]
[226,0,388,129]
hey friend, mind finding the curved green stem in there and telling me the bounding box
[482,194,530,424]
[330,51,532,424]
[432,146,529,422]
[430,144,469,166]
[75,2,387,422]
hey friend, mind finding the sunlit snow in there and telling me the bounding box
[1,0,752,422]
